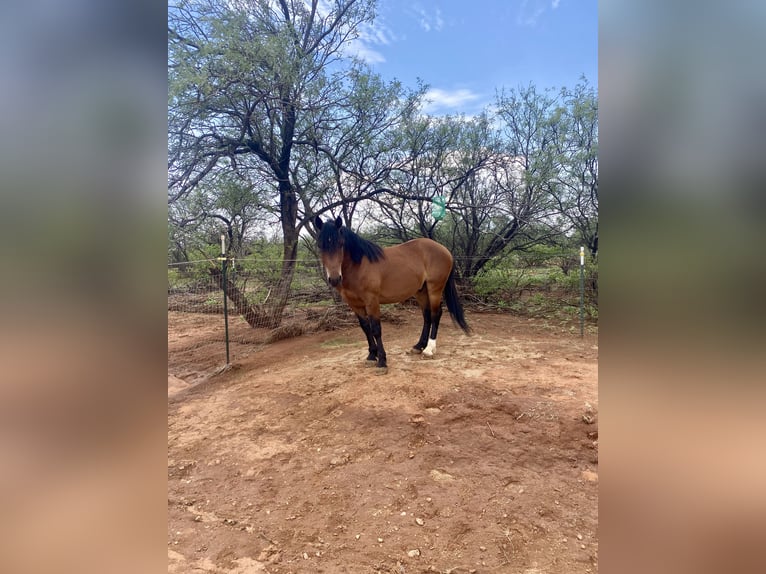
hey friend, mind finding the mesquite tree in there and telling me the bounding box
[169,0,394,325]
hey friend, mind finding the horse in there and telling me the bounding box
[314,215,471,374]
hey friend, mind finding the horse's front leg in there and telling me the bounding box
[366,305,387,374]
[356,314,377,365]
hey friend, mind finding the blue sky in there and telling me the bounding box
[347,0,597,115]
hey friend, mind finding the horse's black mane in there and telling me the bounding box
[342,227,385,264]
[317,221,385,264]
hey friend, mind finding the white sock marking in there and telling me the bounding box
[423,338,437,357]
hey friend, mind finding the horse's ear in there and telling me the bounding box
[314,215,323,230]
[335,216,343,229]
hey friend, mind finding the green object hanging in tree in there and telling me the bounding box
[432,195,446,221]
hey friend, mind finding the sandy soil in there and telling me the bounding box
[168,309,598,573]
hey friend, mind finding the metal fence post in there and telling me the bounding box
[220,234,230,365]
[579,246,585,338]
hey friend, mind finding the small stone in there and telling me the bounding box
[302,552,309,559]
[355,534,361,540]
[415,518,424,526]
[257,546,277,561]
[479,546,486,551]
[193,515,202,522]
[581,544,586,549]
[401,511,407,516]
[577,534,583,540]
[426,497,432,502]
[429,469,454,482]
[407,549,420,558]
[378,538,384,543]
[581,470,599,482]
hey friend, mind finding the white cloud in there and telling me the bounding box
[552,0,561,9]
[517,0,547,27]
[422,87,482,114]
[344,20,397,64]
[360,19,396,46]
[413,5,445,33]
[345,40,386,64]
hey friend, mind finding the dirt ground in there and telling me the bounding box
[168,309,598,573]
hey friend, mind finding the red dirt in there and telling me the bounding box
[168,310,598,573]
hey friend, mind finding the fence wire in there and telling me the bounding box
[168,254,597,370]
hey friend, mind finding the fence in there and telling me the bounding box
[168,252,598,375]
[168,257,348,381]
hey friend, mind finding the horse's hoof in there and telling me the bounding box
[364,359,377,368]
[374,366,388,375]
[422,352,435,360]
[408,347,423,355]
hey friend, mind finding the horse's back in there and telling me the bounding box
[388,237,451,259]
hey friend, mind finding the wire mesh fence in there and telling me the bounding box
[168,257,359,378]
[168,253,598,372]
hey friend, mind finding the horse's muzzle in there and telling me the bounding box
[328,275,342,287]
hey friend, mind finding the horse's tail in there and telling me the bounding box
[444,265,472,335]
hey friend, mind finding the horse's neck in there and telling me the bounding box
[342,249,356,271]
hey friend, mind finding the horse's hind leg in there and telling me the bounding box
[410,286,431,354]
[422,287,445,358]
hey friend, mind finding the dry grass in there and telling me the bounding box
[264,322,308,343]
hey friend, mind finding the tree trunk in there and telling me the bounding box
[265,231,299,328]
[209,266,268,328]
[263,173,300,328]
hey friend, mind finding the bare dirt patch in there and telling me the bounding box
[168,310,598,573]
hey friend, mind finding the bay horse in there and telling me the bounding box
[314,216,471,374]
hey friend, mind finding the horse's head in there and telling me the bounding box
[315,215,345,287]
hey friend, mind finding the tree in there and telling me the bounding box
[432,85,566,279]
[367,112,497,244]
[169,0,385,325]
[298,68,424,230]
[551,79,598,258]
[169,170,273,262]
